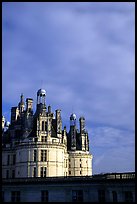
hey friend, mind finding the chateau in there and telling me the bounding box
[2,89,135,202]
[2,88,92,178]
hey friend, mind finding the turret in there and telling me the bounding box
[2,116,5,130]
[48,105,51,113]
[24,98,33,131]
[70,113,77,150]
[36,89,46,114]
[11,107,19,124]
[62,126,67,145]
[18,93,25,114]
[79,116,85,134]
[56,109,62,141]
[79,117,86,151]
[26,98,33,113]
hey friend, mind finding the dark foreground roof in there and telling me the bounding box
[2,172,135,185]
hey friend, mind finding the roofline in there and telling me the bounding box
[2,172,135,185]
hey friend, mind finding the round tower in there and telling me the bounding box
[70,113,76,126]
[37,89,46,105]
[36,88,47,114]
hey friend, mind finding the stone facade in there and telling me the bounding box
[2,173,135,202]
[2,88,93,178]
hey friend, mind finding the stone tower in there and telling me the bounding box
[2,88,93,178]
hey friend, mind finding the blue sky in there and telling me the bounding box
[2,2,135,174]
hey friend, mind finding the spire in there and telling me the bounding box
[21,93,24,103]
[18,93,25,113]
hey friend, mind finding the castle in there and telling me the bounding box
[2,88,93,178]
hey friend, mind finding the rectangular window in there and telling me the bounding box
[41,150,47,162]
[41,136,44,142]
[41,190,48,202]
[69,171,71,175]
[44,167,46,177]
[45,122,47,131]
[13,154,16,165]
[80,163,82,167]
[7,155,10,165]
[98,190,105,202]
[33,167,36,177]
[125,191,133,202]
[72,190,83,202]
[6,170,9,179]
[34,150,37,162]
[42,121,44,131]
[2,191,4,202]
[12,170,15,178]
[41,136,47,142]
[41,167,43,177]
[41,167,46,177]
[112,191,117,202]
[11,191,20,202]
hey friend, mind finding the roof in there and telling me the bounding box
[2,172,135,185]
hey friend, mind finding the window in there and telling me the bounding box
[28,108,31,112]
[72,190,83,202]
[41,167,46,177]
[98,190,105,202]
[69,171,71,175]
[13,154,16,165]
[33,167,36,177]
[6,170,9,179]
[41,190,48,202]
[41,150,47,162]
[42,121,44,131]
[80,163,82,167]
[125,191,133,202]
[80,171,82,175]
[42,121,47,132]
[41,136,44,142]
[45,122,47,131]
[11,191,20,202]
[7,155,10,165]
[112,191,117,202]
[34,150,37,162]
[12,170,15,178]
[41,136,47,142]
[2,191,4,202]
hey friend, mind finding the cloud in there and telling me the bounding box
[90,126,135,174]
